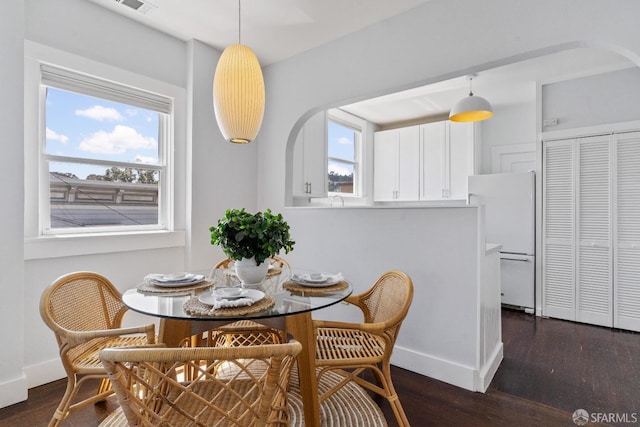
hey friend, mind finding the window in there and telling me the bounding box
[327,110,362,196]
[39,65,172,234]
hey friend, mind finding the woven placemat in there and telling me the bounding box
[283,280,349,295]
[136,280,213,294]
[183,295,275,317]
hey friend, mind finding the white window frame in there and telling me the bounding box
[327,109,365,198]
[24,41,185,259]
[40,66,171,235]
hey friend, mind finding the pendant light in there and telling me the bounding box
[449,75,493,122]
[213,0,265,144]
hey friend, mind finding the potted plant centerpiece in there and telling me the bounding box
[210,208,295,284]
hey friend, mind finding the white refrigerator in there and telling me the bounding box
[468,171,535,312]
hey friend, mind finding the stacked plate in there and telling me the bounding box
[291,272,342,288]
[145,272,205,288]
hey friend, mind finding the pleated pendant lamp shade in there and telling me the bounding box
[213,44,265,144]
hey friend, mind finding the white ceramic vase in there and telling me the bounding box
[234,256,269,284]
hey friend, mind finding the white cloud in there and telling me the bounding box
[134,155,157,164]
[337,137,352,145]
[79,125,157,154]
[75,105,124,122]
[46,127,69,144]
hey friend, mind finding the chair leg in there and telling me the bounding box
[382,363,409,427]
[48,377,77,427]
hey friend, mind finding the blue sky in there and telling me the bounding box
[327,120,355,176]
[45,88,159,179]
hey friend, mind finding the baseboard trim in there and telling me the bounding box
[391,346,478,391]
[475,342,504,392]
[0,373,28,408]
[23,358,65,389]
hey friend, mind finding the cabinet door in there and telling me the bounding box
[292,128,306,197]
[448,122,473,200]
[420,122,446,200]
[292,111,327,198]
[304,111,328,197]
[543,139,576,321]
[397,126,420,201]
[615,131,640,331]
[374,129,399,201]
[576,135,611,327]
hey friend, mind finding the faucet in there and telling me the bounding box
[330,194,345,207]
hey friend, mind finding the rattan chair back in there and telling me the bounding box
[314,270,414,427]
[100,341,302,427]
[354,269,414,343]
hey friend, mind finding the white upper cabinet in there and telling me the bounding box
[374,121,476,202]
[373,126,420,201]
[420,121,475,201]
[292,111,328,198]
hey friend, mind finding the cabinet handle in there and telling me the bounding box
[308,182,312,194]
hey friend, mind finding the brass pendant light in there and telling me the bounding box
[449,75,493,123]
[213,0,265,143]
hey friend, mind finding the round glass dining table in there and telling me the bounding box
[122,268,352,427]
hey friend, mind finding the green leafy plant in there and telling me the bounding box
[209,208,295,265]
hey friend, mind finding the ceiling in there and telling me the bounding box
[89,0,635,125]
[88,0,431,65]
[340,48,635,126]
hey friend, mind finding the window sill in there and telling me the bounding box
[24,230,185,260]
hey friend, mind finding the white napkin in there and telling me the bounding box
[328,272,344,282]
[212,297,254,310]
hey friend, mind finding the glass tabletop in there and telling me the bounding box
[122,268,352,322]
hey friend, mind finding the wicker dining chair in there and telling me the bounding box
[201,256,291,348]
[39,271,156,427]
[211,255,291,272]
[99,341,302,426]
[313,270,414,427]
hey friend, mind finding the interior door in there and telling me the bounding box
[576,135,612,327]
[543,139,576,321]
[614,131,640,331]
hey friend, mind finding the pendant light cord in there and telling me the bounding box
[238,0,241,45]
[468,76,474,97]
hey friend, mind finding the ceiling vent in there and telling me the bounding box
[114,0,157,15]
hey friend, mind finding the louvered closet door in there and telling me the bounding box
[543,139,576,321]
[576,135,612,327]
[615,131,640,331]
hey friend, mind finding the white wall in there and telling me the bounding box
[281,207,499,390]
[185,39,259,273]
[0,0,27,408]
[256,0,640,391]
[542,67,640,131]
[3,0,259,405]
[480,101,537,174]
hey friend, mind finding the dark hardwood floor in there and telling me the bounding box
[2,309,639,426]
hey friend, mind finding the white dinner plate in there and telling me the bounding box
[148,273,205,288]
[299,273,327,283]
[213,288,249,299]
[198,289,265,306]
[291,274,341,288]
